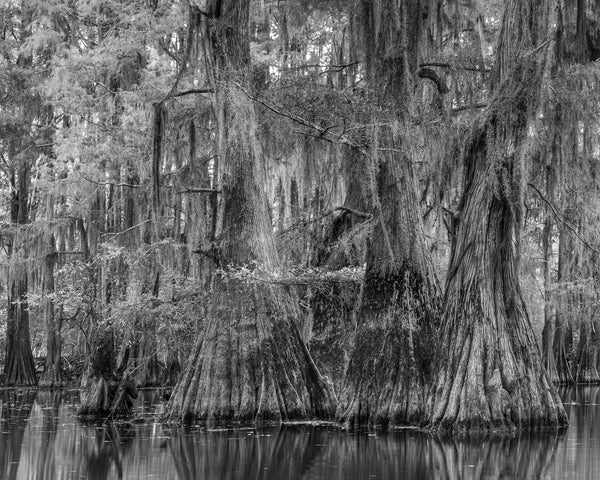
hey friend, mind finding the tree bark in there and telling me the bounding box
[429,0,567,432]
[309,148,368,395]
[554,224,576,385]
[336,0,442,428]
[40,233,64,387]
[166,0,335,425]
[541,194,558,381]
[4,163,37,387]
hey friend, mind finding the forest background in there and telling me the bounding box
[0,0,598,432]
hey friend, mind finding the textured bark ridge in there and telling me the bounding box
[574,319,600,384]
[335,0,442,429]
[166,0,335,425]
[309,149,368,395]
[430,129,567,433]
[167,278,335,425]
[337,145,440,428]
[430,118,567,431]
[5,259,37,387]
[40,233,64,388]
[553,316,574,385]
[429,0,568,433]
[4,163,37,387]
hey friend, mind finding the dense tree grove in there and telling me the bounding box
[2,0,600,433]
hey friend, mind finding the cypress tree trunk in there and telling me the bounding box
[429,0,567,432]
[309,148,368,395]
[166,0,335,425]
[574,319,600,384]
[541,157,558,383]
[40,233,64,387]
[5,163,37,387]
[571,237,600,384]
[126,270,161,388]
[554,225,575,385]
[337,0,441,428]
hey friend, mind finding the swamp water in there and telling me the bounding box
[0,387,597,479]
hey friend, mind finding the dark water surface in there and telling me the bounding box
[0,387,597,479]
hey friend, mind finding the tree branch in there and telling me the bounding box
[177,187,221,194]
[528,182,600,255]
[278,206,372,236]
[418,67,450,94]
[233,81,367,154]
[173,88,214,97]
[452,103,487,113]
[419,61,491,73]
[81,176,140,188]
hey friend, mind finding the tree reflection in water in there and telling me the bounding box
[168,426,563,480]
[431,433,562,479]
[0,389,36,480]
[0,388,598,479]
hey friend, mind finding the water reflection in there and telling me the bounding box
[430,433,563,479]
[0,390,36,480]
[0,387,598,479]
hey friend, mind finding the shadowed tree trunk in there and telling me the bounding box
[5,162,37,387]
[79,329,137,417]
[79,211,136,416]
[309,147,369,395]
[429,0,567,432]
[541,166,558,383]
[40,233,64,387]
[166,0,335,425]
[554,225,576,385]
[572,229,600,384]
[574,318,600,384]
[337,0,441,428]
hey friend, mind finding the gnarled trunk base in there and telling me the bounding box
[166,278,335,425]
[430,298,567,433]
[337,266,438,429]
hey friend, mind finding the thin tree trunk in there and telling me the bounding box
[541,165,558,382]
[553,212,577,385]
[40,233,64,387]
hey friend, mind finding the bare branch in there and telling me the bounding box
[80,176,140,188]
[278,206,372,236]
[173,88,214,97]
[233,81,367,154]
[420,61,491,73]
[177,187,221,194]
[528,182,600,255]
[418,67,450,94]
[452,103,487,113]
